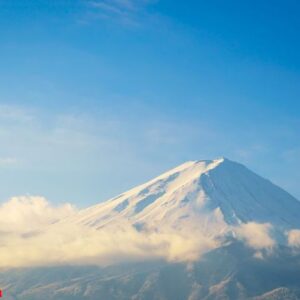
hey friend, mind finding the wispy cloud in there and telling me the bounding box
[0,104,35,125]
[85,0,156,26]
[0,157,18,166]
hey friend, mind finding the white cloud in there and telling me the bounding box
[0,196,219,267]
[287,229,300,248]
[0,196,282,268]
[234,222,275,250]
[0,196,76,233]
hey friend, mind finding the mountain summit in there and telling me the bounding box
[70,158,300,234]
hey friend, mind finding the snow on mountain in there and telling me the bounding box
[2,158,300,299]
[3,157,295,268]
[66,158,300,236]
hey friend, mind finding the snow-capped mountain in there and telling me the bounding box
[68,157,300,233]
[2,158,300,300]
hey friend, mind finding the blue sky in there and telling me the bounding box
[0,0,299,206]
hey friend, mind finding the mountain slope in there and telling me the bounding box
[2,243,300,300]
[68,158,300,232]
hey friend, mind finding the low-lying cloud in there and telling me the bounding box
[0,196,279,268]
[234,222,275,250]
[0,196,75,233]
[0,196,218,267]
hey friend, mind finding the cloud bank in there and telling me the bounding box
[0,196,279,268]
[0,196,218,267]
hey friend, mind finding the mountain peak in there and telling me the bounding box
[160,157,228,179]
[73,158,300,233]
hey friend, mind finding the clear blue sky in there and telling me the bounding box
[0,0,299,206]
